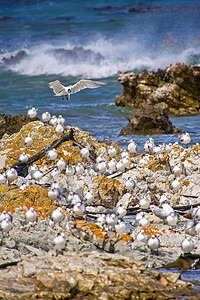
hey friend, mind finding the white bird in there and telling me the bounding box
[56,158,67,171]
[162,202,174,215]
[24,134,33,147]
[166,212,178,228]
[96,155,106,164]
[57,115,65,125]
[169,178,181,192]
[191,206,200,220]
[48,187,60,200]
[0,210,13,222]
[115,220,126,234]
[25,207,38,223]
[84,191,94,205]
[42,112,51,124]
[50,207,65,225]
[49,116,58,126]
[80,148,90,159]
[114,205,127,218]
[87,167,97,178]
[128,140,137,154]
[139,216,150,227]
[135,211,145,221]
[49,79,107,100]
[96,161,107,174]
[139,197,150,210]
[46,149,57,161]
[125,177,135,191]
[28,165,38,175]
[96,214,106,227]
[178,132,191,145]
[73,203,86,217]
[27,107,38,119]
[1,217,12,233]
[181,236,194,253]
[136,229,148,244]
[18,152,29,163]
[121,150,129,159]
[31,169,43,182]
[107,159,117,173]
[148,235,160,252]
[53,232,67,250]
[65,165,75,177]
[108,146,117,158]
[0,173,7,184]
[138,155,149,165]
[149,144,164,156]
[116,160,125,173]
[50,167,59,179]
[163,143,172,154]
[122,157,130,168]
[75,163,85,176]
[144,138,154,153]
[171,164,182,177]
[71,194,82,206]
[106,213,118,228]
[159,194,170,206]
[55,123,64,135]
[6,168,18,183]
[150,204,173,221]
[185,220,196,236]
[195,221,200,235]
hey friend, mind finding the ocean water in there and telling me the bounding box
[0,0,200,152]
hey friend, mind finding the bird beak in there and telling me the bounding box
[68,94,70,101]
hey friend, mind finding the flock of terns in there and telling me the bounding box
[0,79,198,255]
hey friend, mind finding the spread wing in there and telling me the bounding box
[70,79,107,94]
[48,80,67,96]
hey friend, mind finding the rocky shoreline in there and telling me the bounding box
[115,62,200,115]
[0,119,200,299]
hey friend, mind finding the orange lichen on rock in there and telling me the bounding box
[74,220,106,241]
[92,175,126,206]
[179,179,190,187]
[146,154,170,171]
[136,225,165,239]
[0,184,56,218]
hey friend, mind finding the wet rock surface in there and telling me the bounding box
[115,62,200,115]
[119,105,183,135]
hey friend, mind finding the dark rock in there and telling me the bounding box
[115,62,200,115]
[119,105,183,136]
[50,46,104,65]
[2,50,27,65]
[0,114,39,139]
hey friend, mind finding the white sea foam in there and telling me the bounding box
[3,36,200,78]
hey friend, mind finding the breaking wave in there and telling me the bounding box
[1,35,200,78]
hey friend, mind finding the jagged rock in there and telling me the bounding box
[115,62,200,115]
[0,113,39,139]
[0,251,196,299]
[119,105,183,135]
[50,46,104,65]
[1,50,27,65]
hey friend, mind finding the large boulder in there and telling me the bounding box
[115,62,200,115]
[0,113,39,139]
[119,105,183,135]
